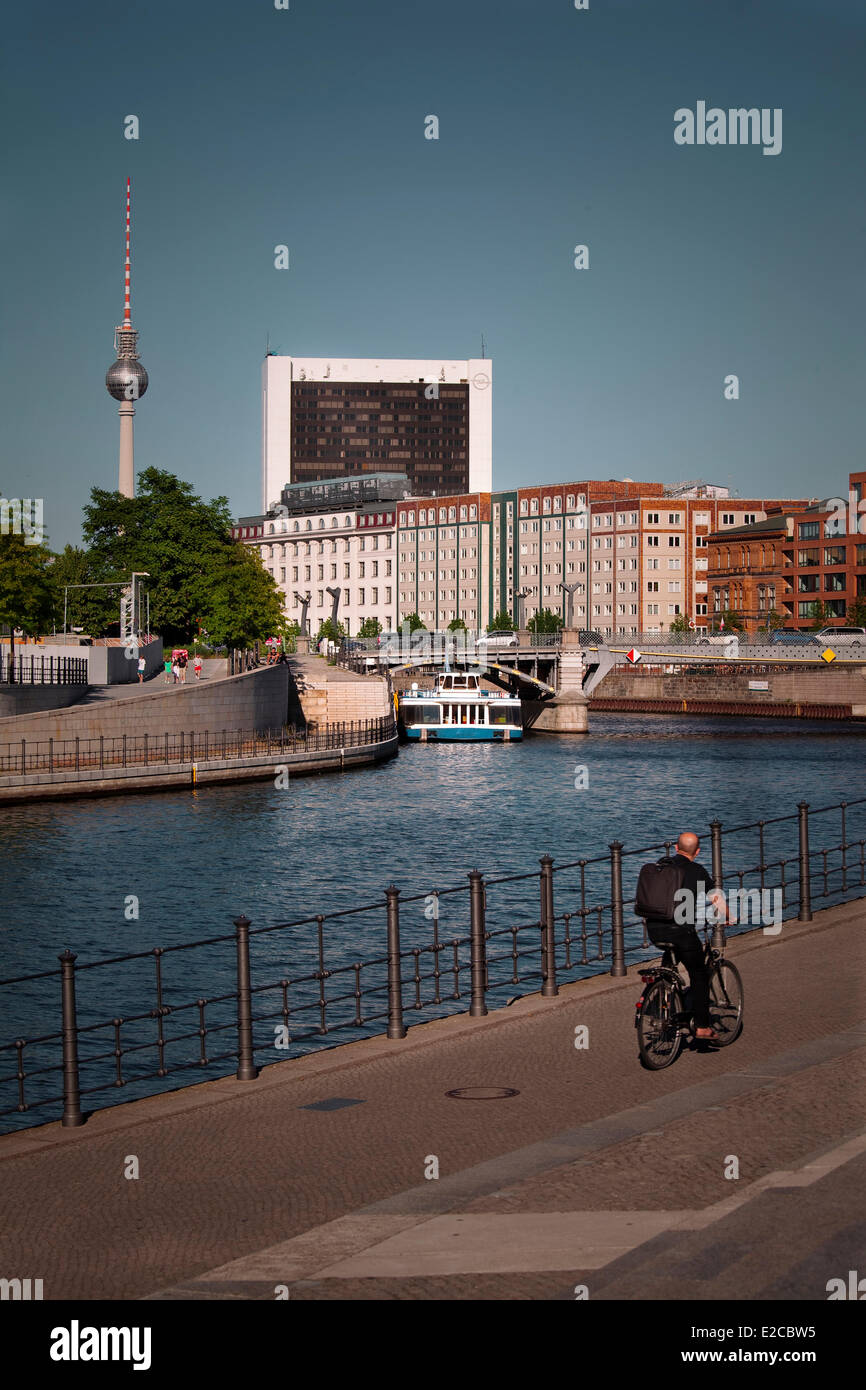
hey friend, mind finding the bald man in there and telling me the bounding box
[645,831,729,1043]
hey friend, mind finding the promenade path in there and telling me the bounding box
[1,900,863,1301]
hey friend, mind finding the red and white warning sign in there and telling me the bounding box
[626,648,642,664]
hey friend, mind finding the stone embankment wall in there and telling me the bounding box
[0,684,88,718]
[0,665,291,746]
[595,667,866,713]
[286,656,391,728]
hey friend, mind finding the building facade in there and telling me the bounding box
[234,475,403,636]
[706,472,866,632]
[261,355,493,513]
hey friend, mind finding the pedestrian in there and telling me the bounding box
[172,659,179,685]
[178,651,188,684]
[137,655,146,684]
[163,656,172,684]
[194,654,202,680]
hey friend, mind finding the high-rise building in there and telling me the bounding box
[261,356,492,513]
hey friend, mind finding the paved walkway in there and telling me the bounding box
[1,900,862,1301]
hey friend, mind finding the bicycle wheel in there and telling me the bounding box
[708,959,744,1045]
[637,978,685,1070]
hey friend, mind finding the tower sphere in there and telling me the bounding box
[106,358,149,401]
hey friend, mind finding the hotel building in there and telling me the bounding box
[261,355,493,514]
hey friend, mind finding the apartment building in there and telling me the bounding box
[705,472,866,632]
[397,493,492,629]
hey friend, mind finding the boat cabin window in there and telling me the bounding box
[404,703,442,726]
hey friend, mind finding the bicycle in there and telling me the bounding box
[634,926,744,1070]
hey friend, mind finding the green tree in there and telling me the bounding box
[358,617,382,638]
[0,534,58,675]
[49,544,111,635]
[447,617,467,631]
[199,543,285,649]
[527,608,563,635]
[846,595,866,627]
[712,609,745,632]
[488,610,514,631]
[803,599,830,630]
[81,468,266,644]
[316,617,346,645]
[402,612,426,632]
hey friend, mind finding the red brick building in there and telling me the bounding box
[706,472,866,632]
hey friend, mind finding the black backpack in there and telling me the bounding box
[635,856,686,921]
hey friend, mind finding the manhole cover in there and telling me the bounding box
[445,1086,520,1100]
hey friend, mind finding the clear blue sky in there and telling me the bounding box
[3,0,864,550]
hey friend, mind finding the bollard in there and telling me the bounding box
[468,870,488,1016]
[385,886,407,1038]
[709,818,725,949]
[609,841,626,977]
[59,950,84,1126]
[233,916,258,1080]
[539,855,558,996]
[798,802,813,922]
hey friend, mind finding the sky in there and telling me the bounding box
[2,0,864,551]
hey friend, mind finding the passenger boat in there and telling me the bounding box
[399,672,523,741]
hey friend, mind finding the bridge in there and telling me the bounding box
[339,632,866,726]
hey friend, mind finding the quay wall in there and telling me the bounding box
[595,667,866,709]
[0,684,88,718]
[0,666,291,746]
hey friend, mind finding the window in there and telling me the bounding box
[647,581,659,592]
[647,535,659,547]
[667,513,681,525]
[799,521,819,539]
[647,512,659,525]
[722,513,735,526]
[668,536,681,548]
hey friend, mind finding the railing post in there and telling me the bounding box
[798,802,813,922]
[233,915,258,1080]
[539,855,558,995]
[468,869,488,1016]
[49,737,53,774]
[385,885,407,1038]
[709,818,725,949]
[609,840,627,977]
[58,950,84,1127]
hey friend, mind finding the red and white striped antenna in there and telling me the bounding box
[123,176,132,327]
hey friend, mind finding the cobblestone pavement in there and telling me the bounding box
[0,900,862,1301]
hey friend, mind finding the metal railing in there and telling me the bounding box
[0,715,397,777]
[0,655,88,685]
[1,794,863,1130]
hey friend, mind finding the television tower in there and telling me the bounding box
[105,177,148,496]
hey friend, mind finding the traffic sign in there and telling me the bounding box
[626,648,642,664]
[821,648,837,663]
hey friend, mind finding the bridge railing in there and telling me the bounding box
[1,794,863,1132]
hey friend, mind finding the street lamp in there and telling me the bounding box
[130,573,149,639]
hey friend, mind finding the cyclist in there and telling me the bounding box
[645,831,730,1043]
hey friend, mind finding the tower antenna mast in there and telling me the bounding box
[106,177,148,497]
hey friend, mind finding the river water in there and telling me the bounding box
[1,714,863,1129]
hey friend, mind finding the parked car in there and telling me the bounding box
[475,630,519,649]
[812,626,866,647]
[768,629,820,645]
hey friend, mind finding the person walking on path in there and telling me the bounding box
[639,830,730,1044]
[194,654,203,680]
[178,651,188,684]
[171,659,180,685]
[163,656,172,685]
[137,655,146,684]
